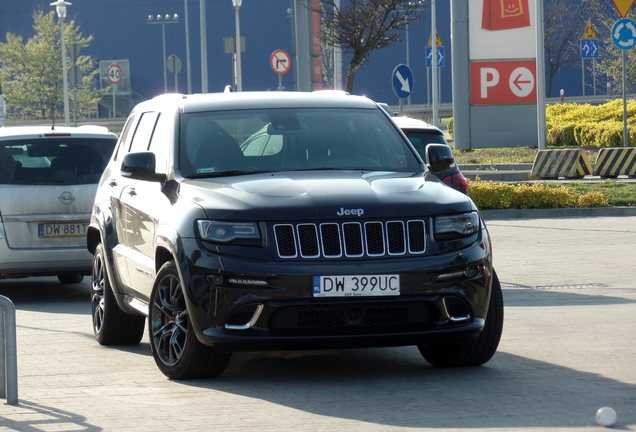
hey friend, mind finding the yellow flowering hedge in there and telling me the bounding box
[468,181,609,209]
[546,100,636,147]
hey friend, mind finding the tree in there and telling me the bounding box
[0,10,102,121]
[321,0,425,93]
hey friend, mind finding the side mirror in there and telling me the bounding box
[121,152,166,182]
[425,143,456,174]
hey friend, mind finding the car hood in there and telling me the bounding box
[180,171,475,220]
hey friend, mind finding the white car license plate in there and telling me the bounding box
[312,275,400,297]
[38,222,88,238]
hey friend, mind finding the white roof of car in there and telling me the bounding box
[0,125,117,140]
[391,116,443,133]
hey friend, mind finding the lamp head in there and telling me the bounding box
[50,0,72,19]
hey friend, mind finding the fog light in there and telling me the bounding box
[436,265,481,282]
[206,275,224,285]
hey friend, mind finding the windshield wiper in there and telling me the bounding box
[186,169,274,179]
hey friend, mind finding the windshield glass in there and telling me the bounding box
[0,137,116,185]
[402,130,448,160]
[178,107,421,177]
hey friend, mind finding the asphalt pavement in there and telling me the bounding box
[0,214,635,431]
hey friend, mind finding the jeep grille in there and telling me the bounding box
[273,220,427,259]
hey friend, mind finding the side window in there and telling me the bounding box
[113,114,137,161]
[148,113,173,174]
[129,112,160,154]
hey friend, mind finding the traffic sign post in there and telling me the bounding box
[426,46,445,68]
[270,49,291,91]
[167,54,182,92]
[612,17,636,147]
[612,0,635,18]
[106,63,122,118]
[391,64,413,115]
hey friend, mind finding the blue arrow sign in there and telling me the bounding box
[425,46,445,68]
[392,64,413,99]
[580,39,599,58]
[612,18,636,50]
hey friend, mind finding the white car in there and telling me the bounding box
[0,125,117,283]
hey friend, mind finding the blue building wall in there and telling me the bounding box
[0,0,589,108]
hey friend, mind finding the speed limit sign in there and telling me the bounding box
[106,63,122,85]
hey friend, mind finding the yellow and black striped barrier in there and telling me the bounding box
[593,147,636,178]
[531,149,593,179]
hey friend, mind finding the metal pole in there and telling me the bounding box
[581,58,585,96]
[184,0,192,93]
[623,51,628,147]
[0,296,18,406]
[431,0,439,127]
[200,0,208,93]
[535,0,547,150]
[593,58,597,96]
[406,20,411,105]
[161,24,168,93]
[60,17,70,126]
[333,0,342,89]
[234,5,243,91]
[112,83,116,117]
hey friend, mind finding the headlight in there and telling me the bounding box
[197,220,261,244]
[434,212,479,241]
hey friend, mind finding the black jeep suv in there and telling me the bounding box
[88,91,503,379]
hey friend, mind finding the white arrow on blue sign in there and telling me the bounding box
[425,46,445,68]
[580,39,599,58]
[612,18,636,50]
[392,64,413,99]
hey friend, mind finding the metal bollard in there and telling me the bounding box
[0,295,17,405]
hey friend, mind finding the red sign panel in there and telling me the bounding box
[482,0,530,31]
[470,60,536,105]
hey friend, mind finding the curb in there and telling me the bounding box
[480,206,636,220]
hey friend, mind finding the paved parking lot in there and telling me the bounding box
[0,215,635,431]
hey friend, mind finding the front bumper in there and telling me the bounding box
[179,232,493,351]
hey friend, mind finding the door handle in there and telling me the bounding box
[127,188,137,196]
[108,179,117,187]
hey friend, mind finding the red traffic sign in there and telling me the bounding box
[470,60,536,105]
[270,49,291,75]
[613,0,635,17]
[106,63,122,85]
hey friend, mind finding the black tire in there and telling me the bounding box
[58,274,84,284]
[418,270,504,367]
[149,261,231,379]
[91,243,145,345]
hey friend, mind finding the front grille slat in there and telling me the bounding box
[274,219,427,259]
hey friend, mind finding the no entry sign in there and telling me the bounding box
[470,60,536,105]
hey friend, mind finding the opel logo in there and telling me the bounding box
[58,191,75,205]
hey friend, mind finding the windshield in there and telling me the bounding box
[178,107,422,177]
[0,137,116,185]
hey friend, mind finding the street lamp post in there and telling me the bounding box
[147,13,179,94]
[232,0,243,91]
[50,0,71,126]
[184,0,192,94]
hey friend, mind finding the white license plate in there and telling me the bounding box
[38,223,88,238]
[312,275,400,297]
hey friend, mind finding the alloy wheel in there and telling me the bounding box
[150,273,188,367]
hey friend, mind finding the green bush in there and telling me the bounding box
[468,181,610,209]
[546,100,636,148]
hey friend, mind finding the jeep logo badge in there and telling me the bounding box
[58,191,75,205]
[336,207,365,217]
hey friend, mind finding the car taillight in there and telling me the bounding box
[442,173,469,194]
